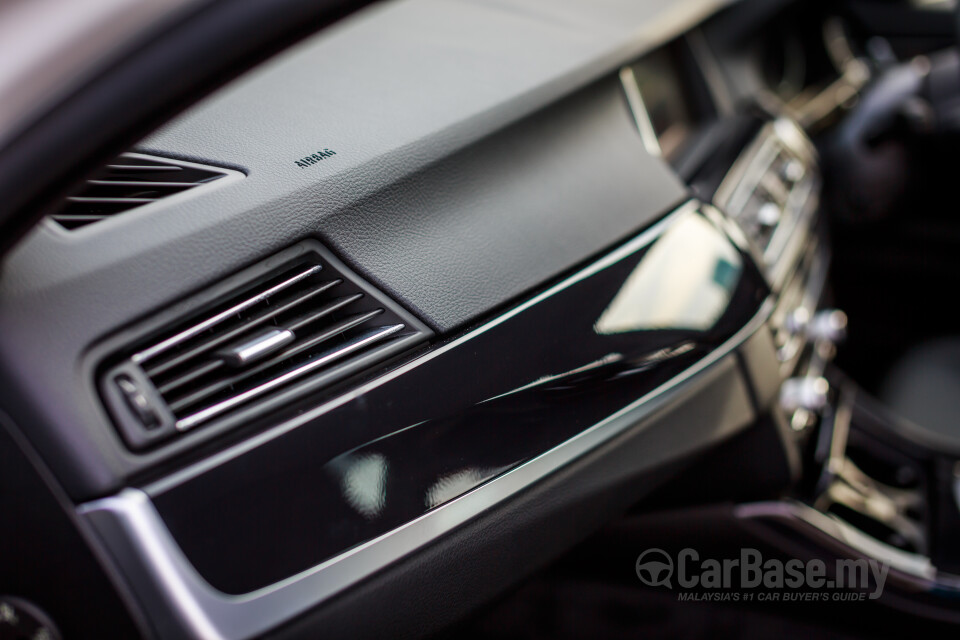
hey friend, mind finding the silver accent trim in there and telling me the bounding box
[78,201,772,640]
[175,324,404,431]
[619,66,663,157]
[133,265,321,364]
[217,328,296,367]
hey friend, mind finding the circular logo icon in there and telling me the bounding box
[636,548,674,588]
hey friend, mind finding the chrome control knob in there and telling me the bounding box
[781,159,805,184]
[756,202,782,228]
[807,309,848,344]
[780,376,830,413]
[783,307,810,335]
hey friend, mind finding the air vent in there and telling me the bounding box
[50,153,241,230]
[100,243,431,450]
[714,121,818,269]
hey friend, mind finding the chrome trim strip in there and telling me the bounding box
[175,324,404,431]
[133,265,322,364]
[78,201,776,639]
[619,67,663,157]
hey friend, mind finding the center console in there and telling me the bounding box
[710,107,960,621]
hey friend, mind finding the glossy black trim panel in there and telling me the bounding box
[147,203,768,594]
[80,349,757,640]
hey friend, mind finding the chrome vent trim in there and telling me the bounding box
[100,244,431,450]
[50,152,242,230]
[132,266,324,364]
[174,324,405,431]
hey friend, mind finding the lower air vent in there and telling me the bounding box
[100,243,431,450]
[50,152,242,230]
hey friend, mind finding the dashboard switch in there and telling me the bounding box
[781,159,805,184]
[115,373,161,430]
[756,202,782,228]
[807,309,848,344]
[784,307,810,335]
[780,376,830,413]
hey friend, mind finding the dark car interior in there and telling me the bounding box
[3,0,960,637]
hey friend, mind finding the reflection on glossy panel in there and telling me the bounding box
[152,204,769,595]
[327,452,389,520]
[424,465,512,510]
[596,212,742,334]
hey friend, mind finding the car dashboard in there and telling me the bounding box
[1,0,939,638]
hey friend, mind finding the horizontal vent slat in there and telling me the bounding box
[80,184,192,200]
[143,278,343,378]
[134,265,322,364]
[283,293,364,332]
[67,197,158,203]
[87,180,200,187]
[173,324,406,431]
[50,153,234,230]
[106,164,182,171]
[157,360,225,396]
[163,310,385,414]
[57,201,144,217]
[266,309,385,364]
[50,214,109,229]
